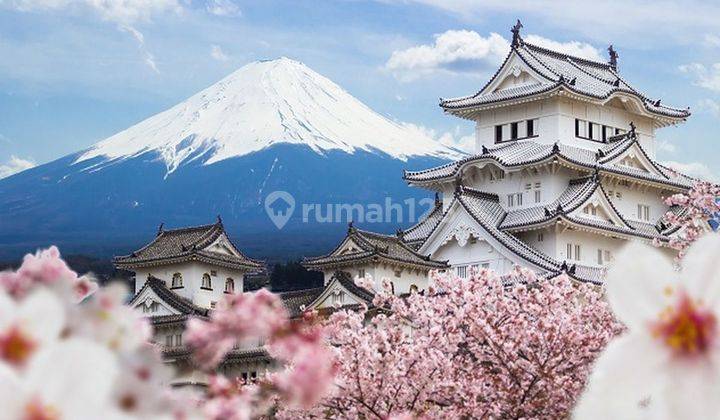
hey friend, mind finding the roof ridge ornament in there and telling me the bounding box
[481,145,489,155]
[157,223,164,236]
[453,170,464,196]
[608,45,619,69]
[347,221,355,234]
[629,121,637,139]
[434,192,441,206]
[216,215,223,225]
[511,19,524,48]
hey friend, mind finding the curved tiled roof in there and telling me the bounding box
[114,219,264,271]
[402,197,444,246]
[440,39,689,120]
[500,176,599,229]
[453,187,562,273]
[404,136,695,190]
[418,182,674,285]
[278,287,324,318]
[131,275,209,317]
[303,225,448,270]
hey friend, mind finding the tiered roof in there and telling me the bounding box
[440,25,689,122]
[303,223,448,271]
[418,186,606,284]
[114,218,264,271]
[402,195,444,249]
[404,133,694,191]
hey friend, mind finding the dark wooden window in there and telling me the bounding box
[527,119,535,137]
[510,122,518,140]
[495,125,503,143]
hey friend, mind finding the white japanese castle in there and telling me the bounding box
[309,21,695,286]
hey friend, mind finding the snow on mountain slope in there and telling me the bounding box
[76,57,460,174]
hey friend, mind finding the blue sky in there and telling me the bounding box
[0,0,719,179]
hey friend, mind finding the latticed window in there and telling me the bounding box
[171,272,183,288]
[201,273,212,289]
[225,278,234,293]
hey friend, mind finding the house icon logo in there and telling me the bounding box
[264,191,295,230]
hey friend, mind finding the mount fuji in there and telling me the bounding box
[0,58,460,261]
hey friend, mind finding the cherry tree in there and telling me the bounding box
[283,268,620,419]
[662,181,720,254]
[185,289,337,419]
[0,247,338,419]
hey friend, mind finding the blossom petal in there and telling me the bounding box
[605,241,676,331]
[662,357,720,419]
[574,333,670,420]
[18,288,65,346]
[0,363,25,418]
[0,290,17,330]
[27,339,119,418]
[680,233,720,307]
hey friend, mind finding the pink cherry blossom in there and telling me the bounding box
[282,268,620,419]
[663,181,720,254]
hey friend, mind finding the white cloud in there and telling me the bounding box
[383,1,720,46]
[0,155,35,179]
[385,30,602,81]
[206,0,240,17]
[656,139,677,153]
[385,30,509,81]
[4,1,179,74]
[704,34,720,48]
[210,44,229,62]
[119,24,159,73]
[400,122,475,154]
[697,98,720,117]
[523,35,603,62]
[679,63,720,92]
[662,160,718,182]
[4,0,182,25]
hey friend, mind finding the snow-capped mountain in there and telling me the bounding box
[77,57,458,176]
[0,58,457,260]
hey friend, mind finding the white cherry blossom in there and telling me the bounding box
[575,234,720,419]
[0,339,122,419]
